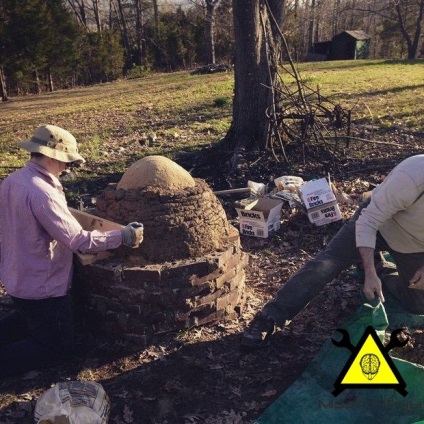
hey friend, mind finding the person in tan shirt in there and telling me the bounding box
[242,155,424,349]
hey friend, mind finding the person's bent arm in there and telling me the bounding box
[359,246,385,302]
[355,170,420,303]
[32,191,123,253]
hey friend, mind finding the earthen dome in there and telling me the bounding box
[76,156,247,341]
[116,155,195,190]
[95,157,234,263]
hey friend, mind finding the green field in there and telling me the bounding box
[1,59,423,179]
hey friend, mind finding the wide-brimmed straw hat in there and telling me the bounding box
[18,125,86,164]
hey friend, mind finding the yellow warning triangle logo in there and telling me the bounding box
[332,326,407,397]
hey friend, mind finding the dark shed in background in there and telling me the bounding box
[329,30,371,60]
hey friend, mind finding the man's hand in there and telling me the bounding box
[363,273,385,303]
[359,246,385,303]
[121,222,144,248]
[409,266,424,290]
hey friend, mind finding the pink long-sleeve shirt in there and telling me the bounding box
[0,161,123,299]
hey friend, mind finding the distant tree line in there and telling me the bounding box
[0,0,422,100]
[0,0,234,98]
[284,0,424,61]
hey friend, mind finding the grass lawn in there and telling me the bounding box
[0,59,423,180]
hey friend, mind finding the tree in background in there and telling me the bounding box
[204,0,221,64]
[224,0,284,157]
[382,0,423,59]
[283,0,424,60]
[0,66,7,101]
[78,31,125,84]
[1,0,422,101]
[213,0,234,63]
[67,0,88,27]
[0,1,8,101]
[0,0,81,95]
[143,7,197,70]
[0,0,125,97]
[189,0,234,65]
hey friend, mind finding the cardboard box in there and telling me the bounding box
[236,198,283,238]
[298,178,342,226]
[69,208,124,265]
[299,178,336,209]
[307,200,342,226]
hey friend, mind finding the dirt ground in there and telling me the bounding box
[1,127,424,423]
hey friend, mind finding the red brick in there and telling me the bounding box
[161,260,210,279]
[193,289,223,307]
[161,277,192,289]
[189,311,218,327]
[184,282,216,299]
[123,265,162,282]
[228,271,246,291]
[189,267,223,286]
[204,245,234,270]
[77,263,123,284]
[189,248,244,287]
[216,289,242,312]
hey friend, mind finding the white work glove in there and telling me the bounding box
[121,222,144,248]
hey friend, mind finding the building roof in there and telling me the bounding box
[341,30,371,40]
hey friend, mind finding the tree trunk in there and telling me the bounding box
[92,0,101,31]
[109,0,114,29]
[134,0,144,66]
[47,68,54,92]
[0,66,8,102]
[67,0,87,27]
[332,0,340,37]
[226,0,284,152]
[349,0,356,29]
[395,0,424,59]
[152,0,159,33]
[307,0,315,52]
[205,0,220,64]
[33,70,41,95]
[411,0,424,59]
[114,0,133,71]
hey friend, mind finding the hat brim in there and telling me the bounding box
[18,140,86,164]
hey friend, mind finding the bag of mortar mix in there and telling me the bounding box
[34,381,110,424]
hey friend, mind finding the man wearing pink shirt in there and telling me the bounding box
[0,125,143,377]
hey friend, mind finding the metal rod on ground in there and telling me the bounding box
[213,188,252,195]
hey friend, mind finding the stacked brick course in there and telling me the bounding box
[74,232,247,343]
[74,170,247,343]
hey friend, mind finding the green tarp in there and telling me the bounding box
[256,300,424,424]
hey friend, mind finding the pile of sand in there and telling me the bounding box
[117,155,195,190]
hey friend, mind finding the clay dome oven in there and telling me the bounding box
[74,156,247,342]
[96,155,234,262]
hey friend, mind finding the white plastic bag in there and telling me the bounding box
[273,175,304,192]
[34,381,110,424]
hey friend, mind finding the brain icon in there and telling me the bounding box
[360,354,380,380]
